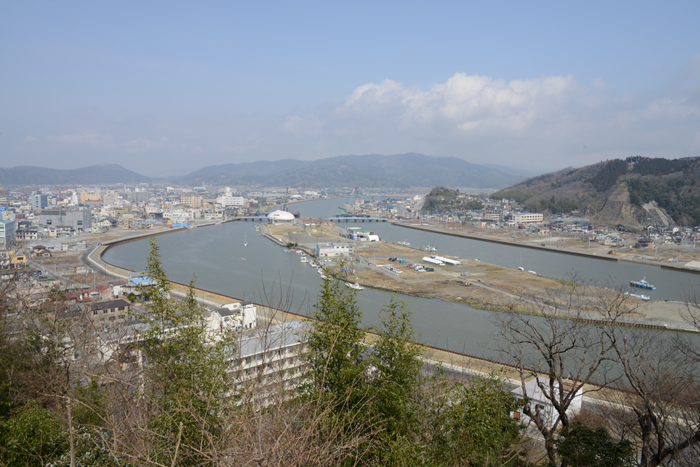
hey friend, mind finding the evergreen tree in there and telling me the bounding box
[135,238,234,465]
[370,297,423,464]
[301,274,369,407]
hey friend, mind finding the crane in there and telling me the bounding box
[343,185,357,215]
[255,191,265,213]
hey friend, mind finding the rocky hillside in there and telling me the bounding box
[492,157,700,227]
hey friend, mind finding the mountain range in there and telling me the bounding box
[0,154,531,189]
[0,163,150,185]
[180,153,529,189]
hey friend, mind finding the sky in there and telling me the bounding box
[1,1,699,177]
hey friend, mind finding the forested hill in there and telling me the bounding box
[179,153,529,189]
[492,156,700,226]
[0,164,151,185]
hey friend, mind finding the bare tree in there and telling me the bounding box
[493,280,633,465]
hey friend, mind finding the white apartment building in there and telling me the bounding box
[208,301,257,335]
[217,194,246,208]
[513,213,544,224]
[229,322,308,407]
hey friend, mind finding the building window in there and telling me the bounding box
[77,220,83,226]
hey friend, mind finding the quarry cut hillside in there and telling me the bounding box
[493,156,700,227]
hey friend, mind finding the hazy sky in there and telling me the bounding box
[1,1,699,177]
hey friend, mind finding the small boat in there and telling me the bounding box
[474,258,482,262]
[283,249,290,252]
[244,232,248,247]
[300,256,307,263]
[517,267,525,271]
[630,277,656,290]
[309,261,317,268]
[626,292,651,301]
[346,282,364,290]
[528,270,537,275]
[241,258,246,261]
[423,245,436,252]
[398,240,410,246]
[319,273,328,279]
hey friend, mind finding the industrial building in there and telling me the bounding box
[316,243,354,257]
[39,209,93,232]
[267,210,295,224]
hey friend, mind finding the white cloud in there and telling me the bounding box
[322,72,700,167]
[340,73,583,133]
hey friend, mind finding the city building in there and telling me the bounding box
[208,301,258,334]
[181,195,203,208]
[513,213,544,224]
[0,219,16,248]
[31,194,48,211]
[229,322,308,407]
[217,193,246,208]
[80,191,102,204]
[39,210,93,232]
[316,243,354,257]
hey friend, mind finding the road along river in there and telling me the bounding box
[103,198,700,362]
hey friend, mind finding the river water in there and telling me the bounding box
[103,198,700,360]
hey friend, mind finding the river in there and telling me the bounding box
[102,198,700,360]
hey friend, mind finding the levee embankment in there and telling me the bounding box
[392,222,619,261]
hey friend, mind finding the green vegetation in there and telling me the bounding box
[628,178,700,225]
[491,188,540,205]
[555,422,634,467]
[528,196,579,214]
[585,159,629,192]
[136,239,234,464]
[302,281,526,465]
[422,186,461,211]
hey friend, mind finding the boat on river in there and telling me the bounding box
[630,277,656,290]
[346,282,364,290]
[398,240,410,246]
[626,292,651,301]
[300,256,307,263]
[423,245,437,252]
